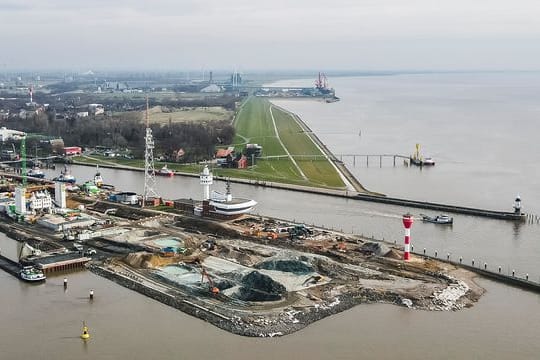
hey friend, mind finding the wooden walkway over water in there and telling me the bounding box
[260,154,410,167]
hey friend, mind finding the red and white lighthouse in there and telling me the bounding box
[402,214,414,261]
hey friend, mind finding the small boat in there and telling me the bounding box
[54,166,76,184]
[20,266,46,282]
[421,214,453,225]
[27,166,45,179]
[423,157,435,166]
[156,165,174,177]
[93,165,103,187]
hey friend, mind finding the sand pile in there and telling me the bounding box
[123,252,182,268]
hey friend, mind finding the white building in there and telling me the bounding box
[14,187,26,215]
[55,182,67,209]
[29,191,53,213]
[88,103,105,115]
[37,214,96,232]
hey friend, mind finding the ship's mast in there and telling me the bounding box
[143,95,158,206]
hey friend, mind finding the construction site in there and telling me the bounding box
[81,201,483,337]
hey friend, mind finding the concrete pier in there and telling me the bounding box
[355,194,526,221]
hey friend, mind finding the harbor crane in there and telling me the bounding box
[315,72,329,90]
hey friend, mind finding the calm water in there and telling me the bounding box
[2,73,540,359]
[272,73,540,214]
[1,267,539,360]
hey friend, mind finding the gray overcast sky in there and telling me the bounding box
[1,0,539,71]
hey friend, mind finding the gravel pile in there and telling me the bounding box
[254,259,314,275]
[237,271,286,301]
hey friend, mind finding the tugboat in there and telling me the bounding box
[19,266,46,282]
[156,165,174,177]
[27,166,45,179]
[53,166,76,184]
[93,165,103,187]
[421,214,453,225]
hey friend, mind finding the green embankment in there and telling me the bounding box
[75,97,345,189]
[231,97,345,188]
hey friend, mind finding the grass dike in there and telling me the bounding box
[73,96,373,194]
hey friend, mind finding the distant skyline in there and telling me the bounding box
[1,0,539,71]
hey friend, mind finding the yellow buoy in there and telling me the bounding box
[81,322,90,340]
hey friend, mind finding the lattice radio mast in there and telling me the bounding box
[143,95,158,206]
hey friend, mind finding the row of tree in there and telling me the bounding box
[5,110,235,163]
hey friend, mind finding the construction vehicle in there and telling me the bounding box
[200,265,220,295]
[159,246,187,257]
[288,224,314,239]
[200,239,216,251]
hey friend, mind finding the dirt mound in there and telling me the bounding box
[218,246,258,267]
[254,259,313,274]
[384,249,402,260]
[237,271,286,301]
[123,252,190,268]
[124,252,153,268]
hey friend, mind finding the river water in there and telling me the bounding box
[1,73,540,359]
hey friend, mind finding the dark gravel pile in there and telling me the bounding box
[254,259,313,274]
[237,271,286,301]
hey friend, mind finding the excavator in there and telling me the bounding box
[200,265,220,295]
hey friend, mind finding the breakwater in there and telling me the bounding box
[411,249,540,294]
[355,194,525,221]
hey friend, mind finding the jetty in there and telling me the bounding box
[355,194,525,221]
